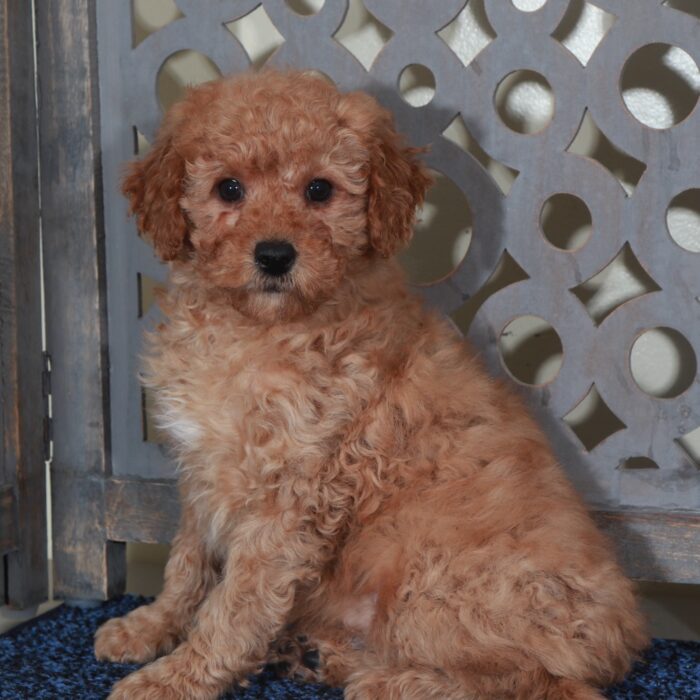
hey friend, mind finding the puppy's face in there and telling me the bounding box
[124,70,431,322]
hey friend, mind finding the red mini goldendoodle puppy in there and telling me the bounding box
[95,69,647,699]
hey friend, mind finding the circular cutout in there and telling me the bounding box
[667,188,700,252]
[499,315,563,385]
[494,70,554,134]
[399,64,436,107]
[511,0,547,11]
[621,43,700,129]
[630,327,697,398]
[399,172,471,285]
[540,193,592,251]
[157,50,221,112]
[286,0,325,15]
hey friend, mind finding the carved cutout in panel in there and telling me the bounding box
[400,171,472,286]
[97,0,700,514]
[569,244,661,326]
[226,6,285,68]
[562,384,626,452]
[334,1,393,71]
[552,1,616,67]
[567,111,646,195]
[442,114,519,196]
[621,43,699,130]
[677,425,700,468]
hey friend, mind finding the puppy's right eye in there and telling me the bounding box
[217,178,244,202]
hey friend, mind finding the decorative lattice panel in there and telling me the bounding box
[97,0,700,513]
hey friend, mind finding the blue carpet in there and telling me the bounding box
[1,595,698,699]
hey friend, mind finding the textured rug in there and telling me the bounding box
[1,595,698,699]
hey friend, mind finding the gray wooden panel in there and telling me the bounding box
[105,479,179,545]
[52,474,125,600]
[0,0,48,607]
[0,485,17,556]
[93,1,700,580]
[593,510,700,585]
[37,0,125,600]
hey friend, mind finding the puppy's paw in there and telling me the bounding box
[107,648,226,700]
[108,670,181,700]
[95,614,175,664]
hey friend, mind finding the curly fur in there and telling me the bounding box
[95,69,648,700]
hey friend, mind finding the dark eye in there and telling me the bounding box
[306,178,333,203]
[217,178,244,202]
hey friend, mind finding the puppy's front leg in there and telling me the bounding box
[107,515,328,700]
[95,503,217,663]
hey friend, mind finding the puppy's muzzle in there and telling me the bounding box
[254,240,297,277]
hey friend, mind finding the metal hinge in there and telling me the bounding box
[42,351,52,461]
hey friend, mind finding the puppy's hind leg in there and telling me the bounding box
[345,663,473,700]
[345,663,605,700]
[544,678,606,700]
[95,505,217,663]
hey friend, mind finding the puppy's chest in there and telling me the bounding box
[150,328,370,463]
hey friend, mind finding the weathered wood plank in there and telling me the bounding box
[593,509,700,584]
[106,479,179,545]
[0,485,17,556]
[37,0,125,600]
[0,0,48,608]
[52,474,125,600]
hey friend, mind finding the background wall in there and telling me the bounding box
[125,0,700,640]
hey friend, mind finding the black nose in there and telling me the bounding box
[254,240,297,277]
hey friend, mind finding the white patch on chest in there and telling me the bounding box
[157,397,204,447]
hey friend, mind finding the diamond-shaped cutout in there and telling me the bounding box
[132,0,183,48]
[663,0,700,21]
[438,0,496,68]
[552,1,616,67]
[451,251,529,333]
[569,243,661,325]
[226,5,285,69]
[132,127,150,157]
[138,273,165,319]
[677,425,700,468]
[442,114,519,195]
[620,457,659,469]
[563,384,626,451]
[567,111,646,195]
[334,0,393,71]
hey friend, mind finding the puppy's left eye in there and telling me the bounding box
[306,179,333,203]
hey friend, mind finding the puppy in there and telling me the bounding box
[95,69,647,699]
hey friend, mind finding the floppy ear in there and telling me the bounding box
[122,113,188,261]
[339,92,432,258]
